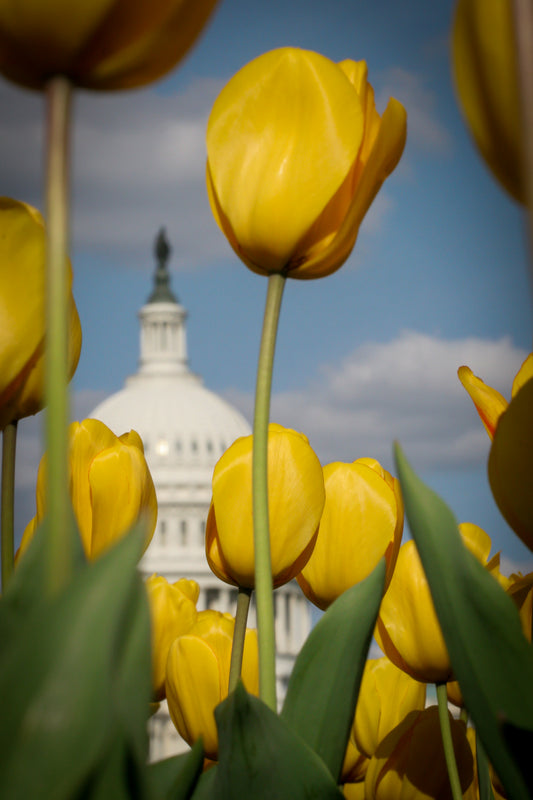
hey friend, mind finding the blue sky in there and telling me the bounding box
[1,0,532,570]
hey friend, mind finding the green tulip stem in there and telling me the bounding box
[512,0,533,289]
[228,586,253,694]
[44,76,73,595]
[1,421,18,589]
[253,271,286,711]
[436,682,463,800]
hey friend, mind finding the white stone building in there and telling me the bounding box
[90,231,312,760]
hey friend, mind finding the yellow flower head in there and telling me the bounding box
[453,0,523,202]
[297,457,403,610]
[459,355,533,550]
[19,418,157,561]
[206,423,325,588]
[165,609,258,760]
[352,657,426,761]
[364,706,473,800]
[206,47,406,279]
[376,523,501,683]
[0,198,81,431]
[145,574,199,701]
[0,0,219,90]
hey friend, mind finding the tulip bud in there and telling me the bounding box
[297,458,403,610]
[206,423,325,589]
[452,0,523,203]
[145,574,199,701]
[364,706,473,799]
[19,418,157,561]
[206,47,406,279]
[0,0,219,91]
[352,657,426,760]
[165,610,259,760]
[376,524,500,683]
[0,198,81,431]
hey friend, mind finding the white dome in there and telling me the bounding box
[91,369,251,475]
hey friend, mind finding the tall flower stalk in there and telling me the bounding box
[251,272,286,710]
[44,77,74,595]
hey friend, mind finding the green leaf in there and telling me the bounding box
[0,525,149,800]
[281,560,385,782]
[189,764,217,800]
[394,443,533,800]
[475,732,495,800]
[214,683,344,800]
[147,741,204,800]
[0,513,86,646]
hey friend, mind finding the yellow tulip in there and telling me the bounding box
[19,418,157,561]
[352,657,426,760]
[452,0,523,202]
[364,706,473,800]
[489,377,533,551]
[145,574,199,701]
[507,570,533,641]
[205,423,325,589]
[376,523,500,683]
[206,48,406,279]
[458,354,533,440]
[343,782,366,800]
[297,458,403,610]
[341,733,368,785]
[0,198,81,431]
[0,0,219,91]
[165,609,259,760]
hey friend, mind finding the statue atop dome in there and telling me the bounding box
[148,227,178,304]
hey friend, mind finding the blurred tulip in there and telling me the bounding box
[165,609,258,759]
[341,727,369,785]
[458,354,533,439]
[206,423,325,588]
[343,781,366,800]
[297,458,403,610]
[0,0,219,91]
[0,198,81,431]
[452,0,523,202]
[145,574,199,700]
[376,524,502,683]
[507,570,533,641]
[19,418,157,560]
[206,48,406,279]
[352,657,426,759]
[365,706,473,799]
[489,377,533,551]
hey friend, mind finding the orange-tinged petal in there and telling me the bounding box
[489,377,533,551]
[207,48,364,274]
[294,97,407,279]
[458,364,508,439]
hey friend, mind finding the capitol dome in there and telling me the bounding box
[90,230,311,760]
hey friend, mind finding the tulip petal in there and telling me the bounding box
[294,97,407,279]
[88,440,157,559]
[489,378,533,551]
[458,364,508,439]
[0,199,45,414]
[80,0,219,90]
[207,48,364,273]
[452,0,523,202]
[512,354,533,398]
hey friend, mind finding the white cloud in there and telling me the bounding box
[225,332,527,471]
[0,76,229,269]
[377,67,452,155]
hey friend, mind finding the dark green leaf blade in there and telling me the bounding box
[147,741,204,800]
[0,525,148,800]
[281,560,385,782]
[214,683,343,800]
[394,443,533,800]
